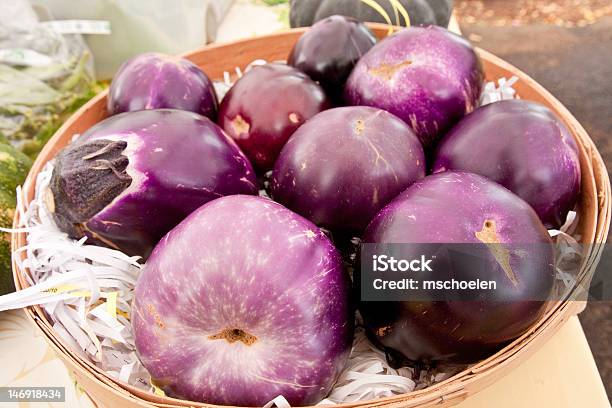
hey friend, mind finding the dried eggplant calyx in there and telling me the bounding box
[48,139,132,239]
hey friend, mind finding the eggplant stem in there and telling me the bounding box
[82,141,125,160]
[208,328,257,345]
[91,159,131,181]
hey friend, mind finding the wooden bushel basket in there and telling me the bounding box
[11,25,612,408]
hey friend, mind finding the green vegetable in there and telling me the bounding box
[18,82,105,159]
[0,143,32,295]
[262,0,289,5]
[289,0,452,28]
[0,52,102,159]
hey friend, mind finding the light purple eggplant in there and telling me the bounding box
[132,195,353,406]
[107,53,218,120]
[345,26,483,148]
[432,99,581,228]
[48,109,257,258]
[359,171,555,365]
[271,106,426,232]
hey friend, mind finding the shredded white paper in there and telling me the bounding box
[0,164,153,391]
[319,328,416,405]
[214,59,270,101]
[0,73,584,407]
[480,76,519,105]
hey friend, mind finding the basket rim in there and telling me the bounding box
[11,24,612,408]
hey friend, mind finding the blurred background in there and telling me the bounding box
[0,0,610,399]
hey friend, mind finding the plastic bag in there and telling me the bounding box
[31,0,233,79]
[0,0,97,157]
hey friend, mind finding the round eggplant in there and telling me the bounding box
[132,195,353,406]
[345,26,483,148]
[432,99,581,228]
[358,172,555,365]
[288,15,377,102]
[271,106,425,233]
[107,53,218,120]
[218,63,330,171]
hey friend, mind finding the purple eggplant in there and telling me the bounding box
[132,195,353,406]
[433,99,581,228]
[345,26,483,148]
[271,106,425,232]
[107,53,218,120]
[48,109,257,258]
[288,15,377,102]
[359,172,555,365]
[218,63,330,172]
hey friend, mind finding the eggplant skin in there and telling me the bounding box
[218,63,330,172]
[358,172,555,366]
[288,15,377,103]
[132,195,353,406]
[271,106,425,233]
[108,53,218,121]
[433,99,581,229]
[345,26,483,148]
[49,109,257,259]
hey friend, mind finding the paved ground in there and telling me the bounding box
[456,0,612,27]
[458,15,612,398]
